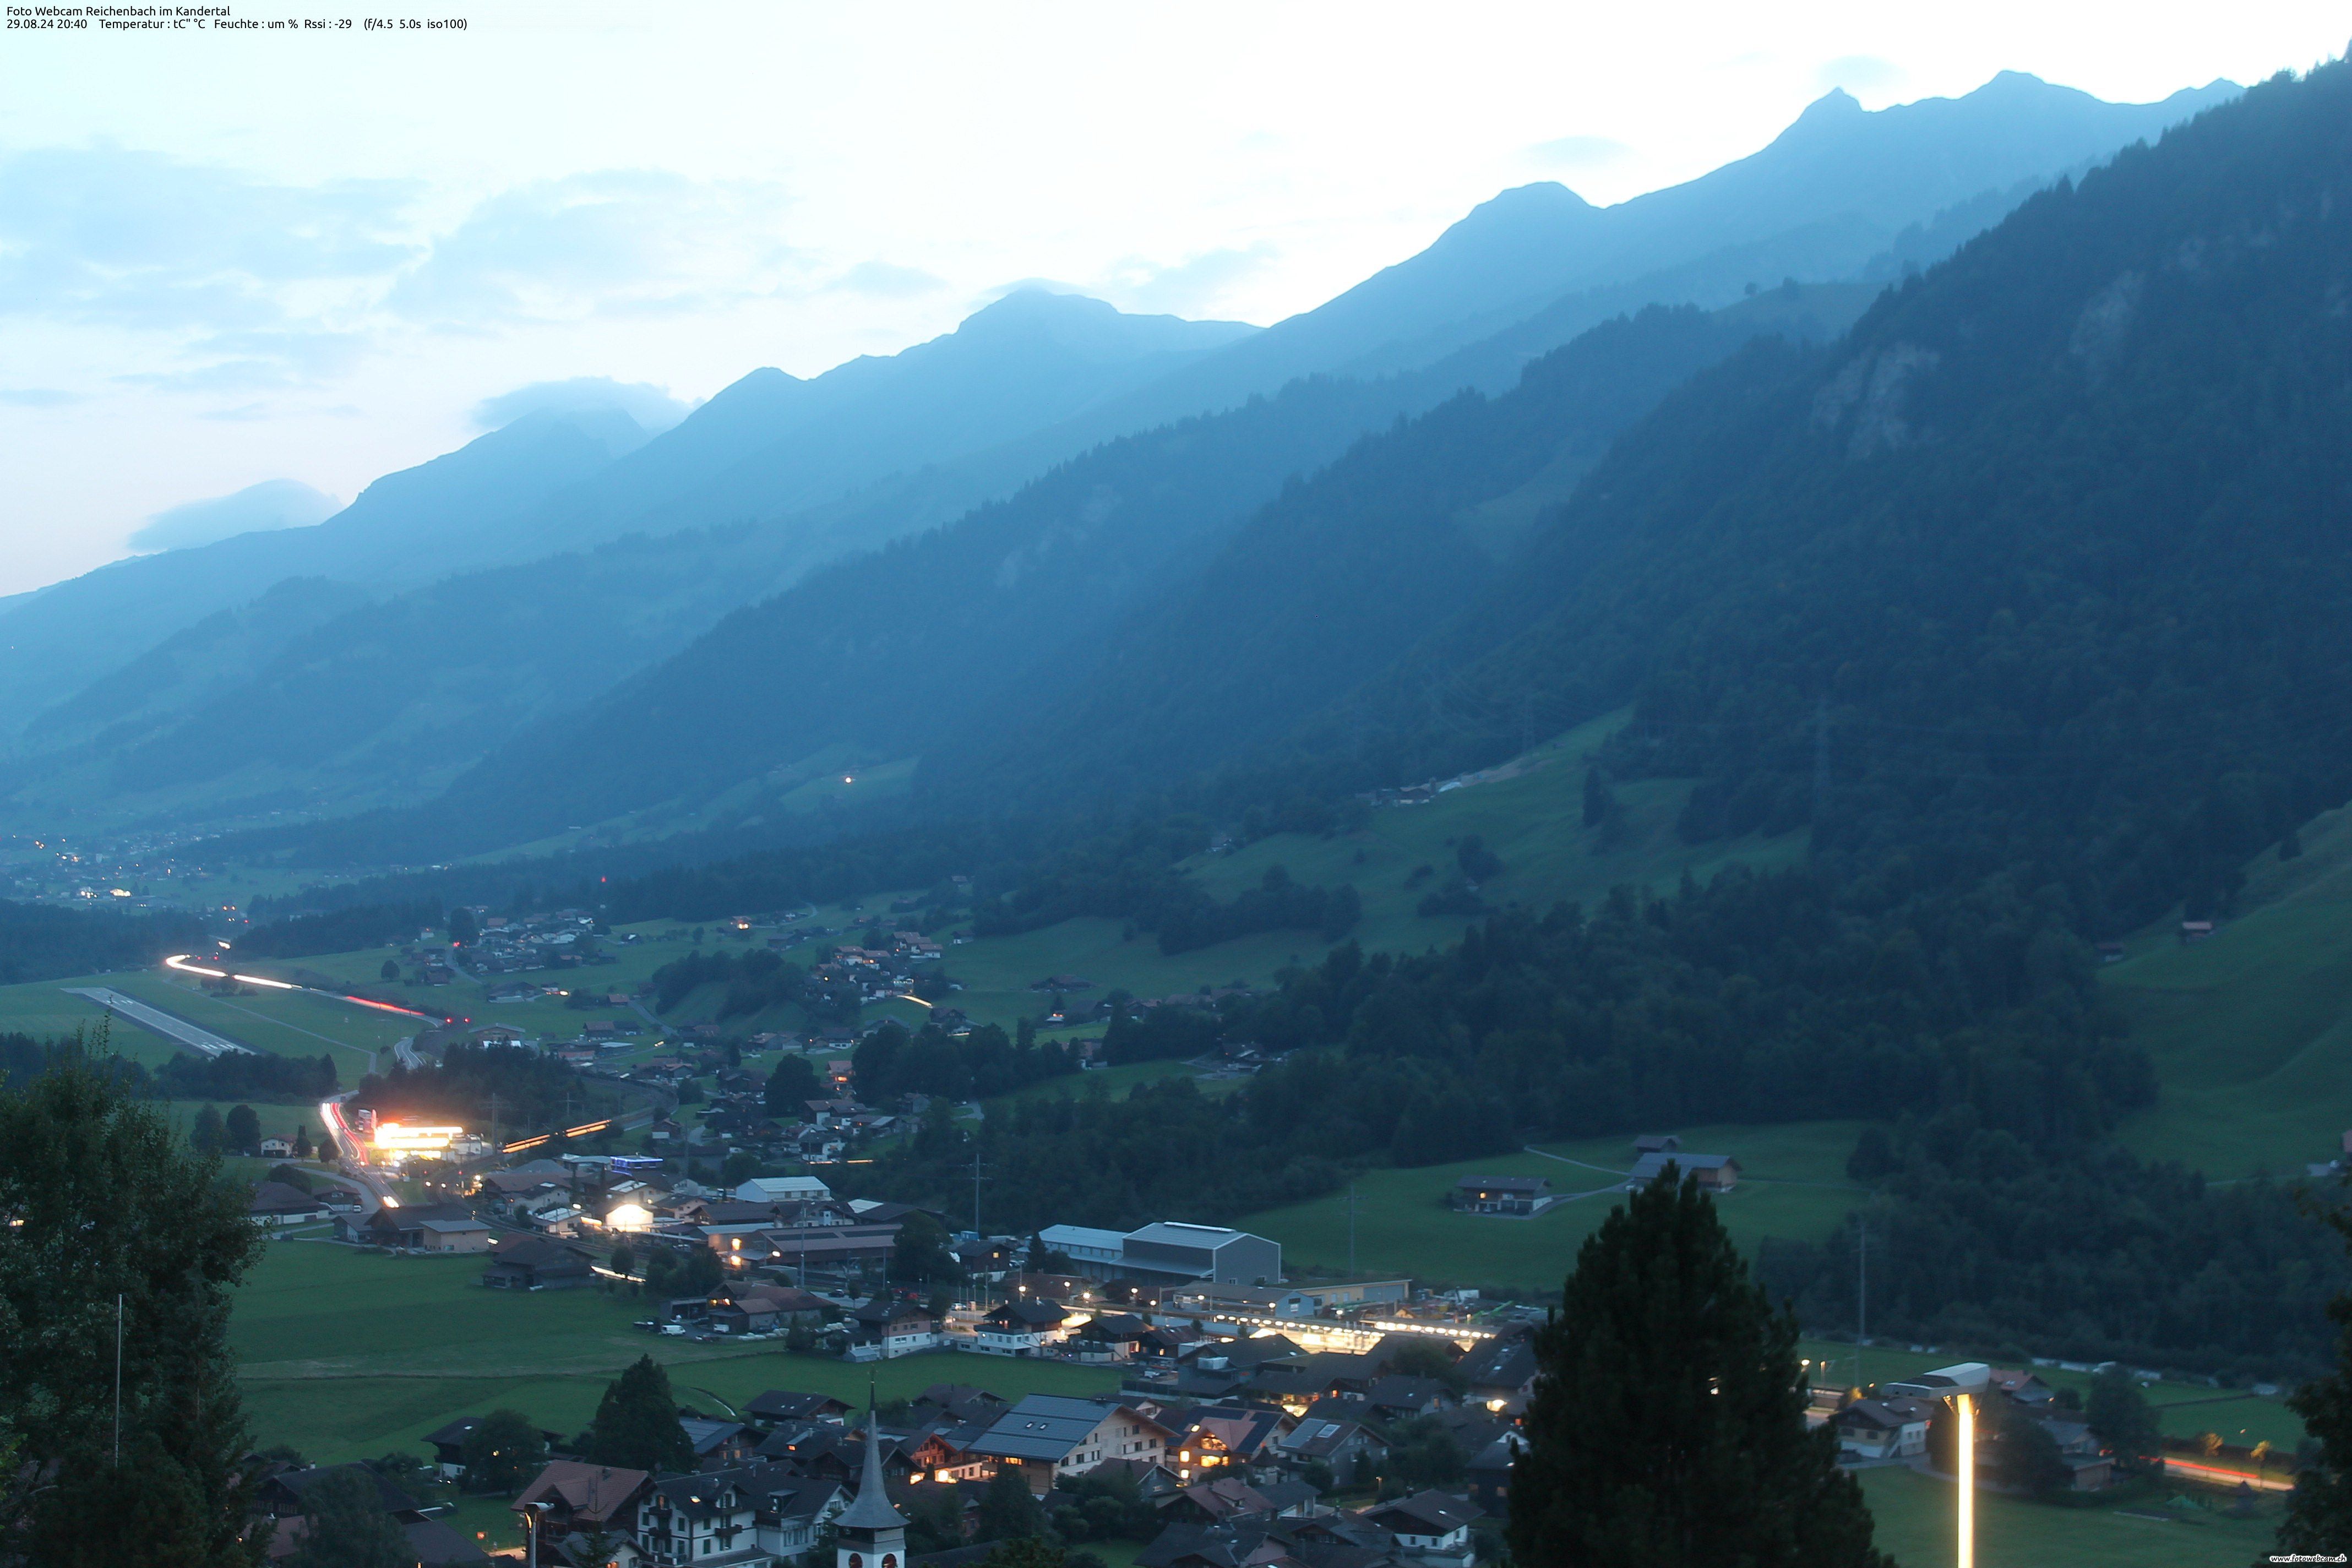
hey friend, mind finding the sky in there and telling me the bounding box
[1,2,2345,597]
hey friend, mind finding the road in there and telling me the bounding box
[63,986,253,1057]
[320,1094,400,1213]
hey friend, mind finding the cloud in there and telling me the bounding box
[0,388,84,407]
[830,260,948,298]
[127,478,340,553]
[387,170,798,324]
[471,376,690,434]
[1817,55,1906,95]
[1096,243,1277,317]
[1525,134,1634,172]
[0,143,421,333]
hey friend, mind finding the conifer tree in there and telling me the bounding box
[585,1355,694,1475]
[1510,1168,1890,1568]
[282,1466,409,1568]
[2278,1209,2352,1553]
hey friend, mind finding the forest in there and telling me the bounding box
[0,897,209,986]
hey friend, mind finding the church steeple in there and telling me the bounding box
[835,1381,906,1568]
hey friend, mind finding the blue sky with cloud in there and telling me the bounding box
[0,1,2344,595]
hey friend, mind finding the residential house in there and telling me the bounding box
[1457,1333,1540,1416]
[633,1466,767,1564]
[974,1299,1069,1355]
[1449,1177,1550,1216]
[970,1395,1177,1494]
[1359,1492,1479,1568]
[914,1386,1011,1428]
[851,1296,943,1358]
[1464,1431,1525,1520]
[1632,1134,1682,1156]
[509,1461,651,1556]
[1272,1412,1389,1479]
[681,1417,759,1467]
[249,1182,330,1227]
[1833,1397,1934,1461]
[1073,1312,1154,1361]
[413,1216,494,1253]
[482,1234,597,1291]
[1171,1406,1291,1482]
[1985,1368,2056,1409]
[1360,1377,1453,1422]
[1625,1152,1740,1192]
[259,1136,296,1158]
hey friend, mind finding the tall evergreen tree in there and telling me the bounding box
[189,1102,225,1155]
[2279,1207,2352,1553]
[223,1104,261,1154]
[1509,1168,1889,1568]
[977,1463,1047,1542]
[1,1040,264,1566]
[460,1408,548,1493]
[764,1054,820,1117]
[584,1354,694,1476]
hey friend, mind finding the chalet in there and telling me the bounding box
[258,1136,296,1159]
[851,1295,943,1358]
[481,1234,596,1291]
[1625,1152,1740,1192]
[681,1417,759,1465]
[1985,1368,2056,1408]
[1833,1397,1934,1460]
[1171,1405,1291,1481]
[339,1201,482,1250]
[1632,1134,1682,1156]
[1272,1413,1387,1474]
[1360,1491,1480,1568]
[971,1395,1176,1494]
[974,1298,1069,1355]
[916,1385,1012,1427]
[1072,1311,1154,1361]
[1451,1175,1550,1216]
[507,1460,650,1544]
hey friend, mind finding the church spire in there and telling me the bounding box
[835,1376,908,1534]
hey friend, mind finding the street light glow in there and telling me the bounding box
[1956,1393,1974,1568]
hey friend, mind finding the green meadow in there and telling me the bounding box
[233,1244,1117,1466]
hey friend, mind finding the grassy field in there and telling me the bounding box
[233,1244,1118,1464]
[1237,1121,1870,1294]
[2106,802,2352,1177]
[1185,714,1805,962]
[922,715,1803,1032]
[1856,1464,2279,1568]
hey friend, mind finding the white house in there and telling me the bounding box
[971,1396,1176,1493]
[1362,1491,1479,1568]
[738,1175,833,1204]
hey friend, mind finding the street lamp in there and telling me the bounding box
[1953,1393,1974,1568]
[522,1500,549,1568]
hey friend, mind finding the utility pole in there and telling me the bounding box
[1347,1184,1357,1280]
[972,1148,987,1237]
[1812,696,1832,831]
[112,1293,123,1465]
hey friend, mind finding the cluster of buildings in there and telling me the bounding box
[1822,1362,2120,1491]
[455,1358,1518,1568]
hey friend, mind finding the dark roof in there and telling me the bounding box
[484,1235,594,1272]
[1458,1335,1538,1392]
[421,1417,481,1449]
[974,1395,1138,1462]
[749,1390,852,1422]
[1364,1375,1451,1411]
[1367,1491,1478,1533]
[1453,1175,1548,1193]
[250,1181,326,1214]
[405,1516,492,1565]
[983,1299,1068,1328]
[265,1463,420,1517]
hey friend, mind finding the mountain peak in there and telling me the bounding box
[1796,87,1864,122]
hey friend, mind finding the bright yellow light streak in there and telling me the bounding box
[1956,1393,1974,1568]
[164,954,230,978]
[231,972,298,990]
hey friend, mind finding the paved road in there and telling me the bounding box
[64,987,253,1057]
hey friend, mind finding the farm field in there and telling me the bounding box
[2106,806,2352,1178]
[233,1243,1118,1465]
[1856,1464,2278,1568]
[1237,1120,1869,1295]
